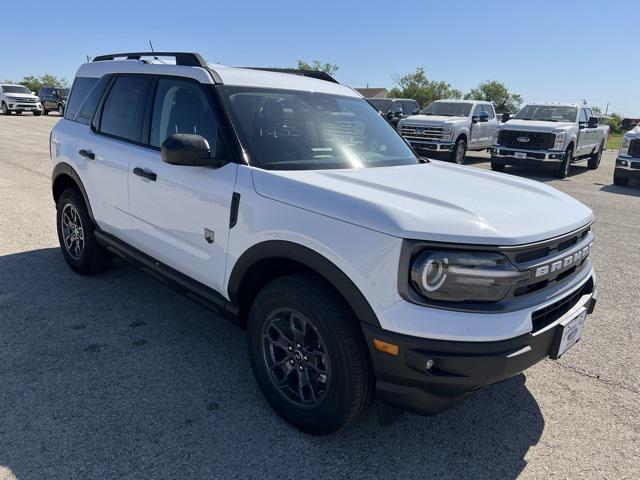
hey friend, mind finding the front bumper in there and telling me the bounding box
[7,102,41,111]
[491,145,564,165]
[408,140,455,153]
[363,274,596,416]
[615,157,640,180]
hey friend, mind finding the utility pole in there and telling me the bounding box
[605,102,609,115]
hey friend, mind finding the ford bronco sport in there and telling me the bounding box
[50,52,597,434]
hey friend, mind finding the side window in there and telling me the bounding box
[100,76,151,142]
[402,100,417,115]
[584,108,593,120]
[40,87,49,96]
[483,104,495,119]
[65,77,98,120]
[579,108,588,123]
[74,75,111,125]
[472,104,483,117]
[149,78,217,149]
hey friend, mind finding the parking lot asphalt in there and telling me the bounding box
[0,115,638,480]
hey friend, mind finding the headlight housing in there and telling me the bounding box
[492,128,500,145]
[553,131,566,151]
[410,250,524,302]
[441,125,453,141]
[619,137,630,157]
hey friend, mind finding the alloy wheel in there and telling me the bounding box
[262,308,331,408]
[61,204,85,260]
[455,142,466,164]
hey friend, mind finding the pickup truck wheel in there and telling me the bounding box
[56,188,112,275]
[588,142,604,169]
[613,173,629,186]
[247,273,372,435]
[451,138,467,164]
[491,161,505,172]
[557,147,573,179]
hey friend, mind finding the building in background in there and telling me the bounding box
[355,87,388,98]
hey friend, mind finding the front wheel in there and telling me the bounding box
[614,172,629,186]
[491,161,505,172]
[450,138,467,165]
[33,110,42,116]
[557,146,574,178]
[56,188,112,274]
[1,102,9,115]
[247,274,372,435]
[58,104,65,116]
[588,142,604,169]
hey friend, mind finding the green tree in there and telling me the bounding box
[296,60,339,76]
[18,74,69,93]
[605,113,622,134]
[387,67,461,108]
[464,80,523,113]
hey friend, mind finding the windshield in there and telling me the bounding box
[367,98,393,112]
[515,105,577,122]
[220,87,420,171]
[57,88,70,98]
[421,102,472,117]
[2,85,30,94]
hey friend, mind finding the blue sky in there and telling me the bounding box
[1,0,637,116]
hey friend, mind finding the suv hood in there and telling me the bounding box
[401,114,468,125]
[501,119,573,132]
[5,92,38,99]
[251,161,593,246]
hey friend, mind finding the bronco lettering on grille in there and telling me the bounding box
[534,242,593,278]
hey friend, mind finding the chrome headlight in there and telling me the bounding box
[492,128,500,145]
[441,125,453,140]
[553,131,566,151]
[410,250,524,302]
[619,137,631,157]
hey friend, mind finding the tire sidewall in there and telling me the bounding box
[247,275,367,434]
[56,189,96,272]
[454,138,467,164]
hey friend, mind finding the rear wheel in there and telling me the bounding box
[491,161,505,172]
[557,146,573,178]
[588,142,604,169]
[450,138,467,165]
[613,172,629,186]
[247,274,372,435]
[56,188,112,274]
[33,110,42,116]
[58,104,65,116]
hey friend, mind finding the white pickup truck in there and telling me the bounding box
[397,100,498,164]
[491,104,609,178]
[614,125,640,186]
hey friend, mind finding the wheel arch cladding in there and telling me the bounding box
[227,240,381,329]
[52,163,95,223]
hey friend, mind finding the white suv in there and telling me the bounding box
[50,52,597,434]
[0,84,43,115]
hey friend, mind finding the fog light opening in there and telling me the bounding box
[425,359,435,370]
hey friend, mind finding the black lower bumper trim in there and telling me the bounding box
[615,167,640,180]
[362,291,596,416]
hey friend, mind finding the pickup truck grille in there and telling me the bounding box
[401,124,450,142]
[497,130,555,150]
[627,139,640,158]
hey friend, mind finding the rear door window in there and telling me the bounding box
[99,76,151,142]
[74,76,111,125]
[65,77,98,120]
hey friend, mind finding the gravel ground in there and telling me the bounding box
[0,115,638,479]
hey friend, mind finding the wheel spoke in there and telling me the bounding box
[289,312,307,343]
[298,368,316,403]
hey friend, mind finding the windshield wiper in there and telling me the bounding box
[537,119,557,122]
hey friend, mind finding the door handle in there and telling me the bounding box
[78,149,95,160]
[133,167,157,181]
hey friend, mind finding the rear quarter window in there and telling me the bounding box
[65,77,98,121]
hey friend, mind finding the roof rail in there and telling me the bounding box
[92,52,208,68]
[240,67,339,84]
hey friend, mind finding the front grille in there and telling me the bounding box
[14,97,37,103]
[498,130,556,150]
[628,139,640,158]
[531,277,593,333]
[402,124,450,142]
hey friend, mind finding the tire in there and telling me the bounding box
[613,173,629,186]
[1,102,9,115]
[42,108,49,115]
[58,104,65,116]
[247,273,372,435]
[56,188,112,275]
[450,137,467,164]
[491,161,505,172]
[557,146,573,179]
[15,111,22,115]
[33,110,42,116]
[588,142,604,169]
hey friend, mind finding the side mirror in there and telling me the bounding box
[479,112,489,123]
[502,113,511,123]
[31,91,37,96]
[161,134,225,167]
[588,116,599,128]
[412,108,420,115]
[472,115,480,124]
